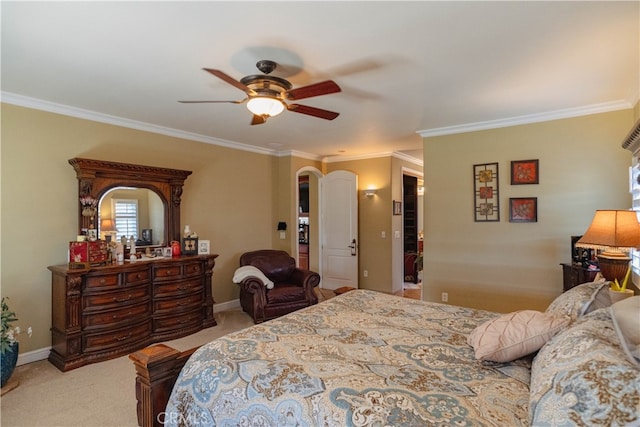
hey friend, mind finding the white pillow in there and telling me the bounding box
[610,295,640,366]
[468,310,570,362]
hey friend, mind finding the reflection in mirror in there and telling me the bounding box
[99,187,165,246]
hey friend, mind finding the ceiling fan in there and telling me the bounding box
[179,60,341,125]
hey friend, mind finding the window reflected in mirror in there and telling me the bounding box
[98,187,165,246]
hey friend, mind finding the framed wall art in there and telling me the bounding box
[473,162,499,222]
[511,159,539,185]
[509,197,537,222]
[393,200,402,215]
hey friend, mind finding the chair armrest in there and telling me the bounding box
[290,268,321,288]
[237,277,268,295]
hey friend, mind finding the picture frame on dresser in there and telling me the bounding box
[198,239,210,255]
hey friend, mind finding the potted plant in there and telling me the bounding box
[1,297,32,387]
[609,267,635,303]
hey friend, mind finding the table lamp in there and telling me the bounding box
[575,210,640,282]
[100,218,117,242]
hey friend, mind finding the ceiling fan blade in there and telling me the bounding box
[251,114,267,125]
[203,68,255,95]
[178,99,246,104]
[285,80,341,100]
[287,104,340,120]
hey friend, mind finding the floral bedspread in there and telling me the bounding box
[165,290,531,426]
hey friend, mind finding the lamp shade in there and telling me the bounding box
[100,218,116,232]
[575,210,640,252]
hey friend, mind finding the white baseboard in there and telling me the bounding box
[17,347,50,366]
[214,298,240,312]
[17,299,242,367]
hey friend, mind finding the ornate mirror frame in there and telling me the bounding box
[69,158,192,243]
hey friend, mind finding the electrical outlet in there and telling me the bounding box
[381,231,386,238]
[441,292,448,302]
[363,270,368,277]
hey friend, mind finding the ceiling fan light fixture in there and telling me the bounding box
[246,97,285,117]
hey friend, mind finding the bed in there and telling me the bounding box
[130,284,640,427]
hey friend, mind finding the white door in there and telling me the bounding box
[321,170,358,290]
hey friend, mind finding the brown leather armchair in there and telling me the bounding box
[236,249,321,323]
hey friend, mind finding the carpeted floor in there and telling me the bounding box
[0,306,256,427]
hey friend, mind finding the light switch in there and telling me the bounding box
[381,231,386,238]
[394,230,401,238]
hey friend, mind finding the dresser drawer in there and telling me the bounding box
[153,310,203,333]
[124,269,150,285]
[83,301,151,330]
[154,278,203,298]
[154,293,203,314]
[84,273,119,291]
[153,265,183,280]
[83,286,150,312]
[83,320,151,353]
[183,261,204,278]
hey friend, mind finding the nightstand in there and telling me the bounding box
[560,263,599,292]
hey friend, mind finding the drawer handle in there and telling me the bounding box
[177,285,188,291]
[100,279,106,284]
[115,333,132,341]
[178,318,192,324]
[113,311,132,319]
[177,300,191,306]
[113,294,132,303]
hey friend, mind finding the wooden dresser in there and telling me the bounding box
[48,254,217,371]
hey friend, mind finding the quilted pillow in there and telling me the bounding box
[467,310,570,362]
[530,309,640,426]
[545,280,608,323]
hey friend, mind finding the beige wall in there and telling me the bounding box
[1,104,277,353]
[422,109,635,313]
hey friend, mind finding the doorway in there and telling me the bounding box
[296,168,359,291]
[402,173,423,299]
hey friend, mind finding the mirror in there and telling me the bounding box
[69,158,192,244]
[99,187,165,246]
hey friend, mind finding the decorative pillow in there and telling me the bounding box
[545,280,608,323]
[580,282,612,315]
[610,295,640,366]
[530,309,640,426]
[467,310,570,362]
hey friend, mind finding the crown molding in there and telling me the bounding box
[323,151,423,166]
[417,100,633,138]
[2,91,419,162]
[0,91,276,156]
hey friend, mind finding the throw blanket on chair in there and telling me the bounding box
[232,265,275,289]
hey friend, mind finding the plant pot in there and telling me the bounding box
[609,288,634,304]
[1,342,19,387]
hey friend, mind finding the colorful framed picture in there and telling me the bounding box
[473,162,499,222]
[511,159,539,185]
[509,197,537,222]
